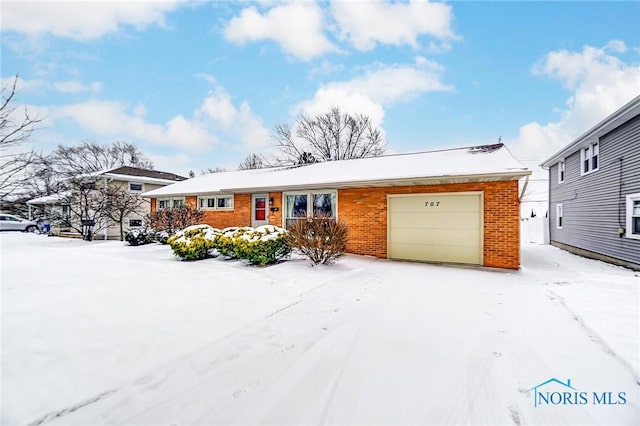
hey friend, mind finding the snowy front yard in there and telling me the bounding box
[1,233,638,425]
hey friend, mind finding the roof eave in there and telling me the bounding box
[219,170,531,193]
[541,95,640,168]
[102,173,184,185]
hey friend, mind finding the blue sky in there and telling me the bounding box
[2,1,639,178]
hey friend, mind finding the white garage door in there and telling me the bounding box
[388,192,483,265]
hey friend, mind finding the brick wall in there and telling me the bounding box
[338,180,521,269]
[268,192,282,226]
[185,194,252,228]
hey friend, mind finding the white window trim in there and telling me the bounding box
[128,218,144,227]
[197,195,234,211]
[580,142,599,176]
[558,160,565,184]
[282,190,338,226]
[556,204,563,229]
[626,193,640,240]
[157,197,185,210]
[129,182,145,192]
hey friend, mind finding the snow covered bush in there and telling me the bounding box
[153,230,171,245]
[213,227,252,258]
[286,217,348,265]
[233,225,291,266]
[167,224,220,261]
[124,228,155,246]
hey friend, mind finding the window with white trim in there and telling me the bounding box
[157,197,185,210]
[284,190,337,228]
[556,204,563,229]
[197,195,234,210]
[558,161,565,183]
[129,182,144,192]
[581,142,599,175]
[626,193,640,240]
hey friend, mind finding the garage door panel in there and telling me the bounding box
[389,212,481,230]
[389,243,481,264]
[391,227,481,247]
[389,195,482,213]
[388,193,482,265]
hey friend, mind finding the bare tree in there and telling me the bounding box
[238,153,266,170]
[105,184,146,241]
[202,166,228,174]
[273,106,385,165]
[48,140,153,177]
[48,179,111,241]
[0,75,44,198]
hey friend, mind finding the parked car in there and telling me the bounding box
[0,213,39,232]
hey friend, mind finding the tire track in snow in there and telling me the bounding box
[27,389,118,426]
[547,289,640,385]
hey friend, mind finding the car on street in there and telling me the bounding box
[0,213,39,232]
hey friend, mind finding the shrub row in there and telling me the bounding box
[167,224,291,266]
[124,228,169,246]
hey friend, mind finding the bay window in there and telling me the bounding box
[284,190,337,227]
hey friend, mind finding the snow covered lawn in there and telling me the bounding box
[1,232,638,425]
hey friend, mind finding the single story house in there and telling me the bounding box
[541,95,640,270]
[144,143,531,269]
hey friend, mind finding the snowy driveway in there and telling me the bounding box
[1,233,638,425]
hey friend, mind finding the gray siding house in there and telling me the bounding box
[541,95,640,270]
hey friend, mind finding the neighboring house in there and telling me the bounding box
[144,144,530,269]
[27,166,186,239]
[541,95,640,270]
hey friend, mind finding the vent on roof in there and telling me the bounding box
[468,143,503,154]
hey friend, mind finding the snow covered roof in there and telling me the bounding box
[143,144,530,197]
[84,166,187,185]
[26,191,72,205]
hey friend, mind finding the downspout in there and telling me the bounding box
[28,204,32,220]
[104,176,108,240]
[518,174,530,202]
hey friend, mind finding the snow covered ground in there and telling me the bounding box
[1,232,638,425]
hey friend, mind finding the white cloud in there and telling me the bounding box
[1,1,183,40]
[147,152,193,177]
[300,88,386,128]
[196,86,271,150]
[298,61,453,128]
[56,100,215,152]
[2,76,103,95]
[325,61,452,105]
[53,80,103,94]
[1,76,48,94]
[511,41,640,161]
[223,2,337,60]
[331,0,456,51]
[50,80,271,154]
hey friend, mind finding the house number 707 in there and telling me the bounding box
[425,201,440,207]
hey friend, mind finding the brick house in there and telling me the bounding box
[144,144,530,269]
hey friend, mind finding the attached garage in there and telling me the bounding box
[388,192,483,265]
